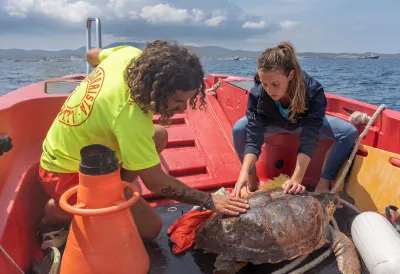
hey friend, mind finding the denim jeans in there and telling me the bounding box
[232,115,358,180]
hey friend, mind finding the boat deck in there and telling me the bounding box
[2,73,399,273]
[145,203,369,274]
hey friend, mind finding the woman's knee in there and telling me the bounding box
[232,117,248,141]
[328,117,358,144]
[343,123,358,145]
[232,117,248,155]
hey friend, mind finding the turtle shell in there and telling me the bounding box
[194,189,330,265]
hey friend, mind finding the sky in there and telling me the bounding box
[0,0,399,53]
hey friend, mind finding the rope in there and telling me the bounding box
[271,255,309,274]
[274,104,385,273]
[339,198,362,214]
[348,109,400,214]
[289,249,333,274]
[330,104,386,193]
[349,111,371,125]
[203,78,237,152]
[330,217,339,231]
[205,78,221,93]
[0,245,25,274]
[375,192,400,213]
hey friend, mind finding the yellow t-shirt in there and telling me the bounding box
[40,45,160,173]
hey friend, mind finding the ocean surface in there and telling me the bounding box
[1,58,399,112]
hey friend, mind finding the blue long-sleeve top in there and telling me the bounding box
[244,71,328,159]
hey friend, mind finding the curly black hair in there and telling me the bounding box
[123,40,206,125]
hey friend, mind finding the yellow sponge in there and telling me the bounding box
[259,174,290,190]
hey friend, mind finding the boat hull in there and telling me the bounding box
[1,73,400,273]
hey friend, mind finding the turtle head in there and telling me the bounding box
[312,192,340,221]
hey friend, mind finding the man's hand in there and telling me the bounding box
[282,179,306,194]
[211,194,249,216]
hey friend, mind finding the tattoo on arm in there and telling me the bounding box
[160,185,208,205]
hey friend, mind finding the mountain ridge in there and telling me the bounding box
[1,42,399,60]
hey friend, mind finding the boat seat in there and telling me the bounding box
[256,134,335,187]
[0,93,64,273]
[343,144,400,212]
[0,160,49,273]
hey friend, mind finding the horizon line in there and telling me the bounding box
[0,42,398,55]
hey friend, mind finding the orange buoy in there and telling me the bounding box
[58,144,149,274]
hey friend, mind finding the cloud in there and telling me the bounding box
[140,4,194,23]
[237,0,320,19]
[4,0,231,27]
[238,22,322,52]
[0,0,276,48]
[192,9,205,23]
[0,0,311,51]
[280,20,300,30]
[242,20,265,29]
[1,0,398,54]
[5,0,102,23]
[204,15,227,27]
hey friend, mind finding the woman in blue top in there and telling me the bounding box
[232,41,358,197]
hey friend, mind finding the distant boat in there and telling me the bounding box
[232,56,240,60]
[358,53,379,59]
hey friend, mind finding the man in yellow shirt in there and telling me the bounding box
[38,40,249,251]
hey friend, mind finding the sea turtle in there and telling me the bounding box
[194,188,361,274]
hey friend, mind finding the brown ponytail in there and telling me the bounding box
[257,41,306,119]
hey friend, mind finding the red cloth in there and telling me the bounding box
[167,187,241,254]
[167,209,215,254]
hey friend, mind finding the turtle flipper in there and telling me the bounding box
[329,226,361,274]
[213,254,247,274]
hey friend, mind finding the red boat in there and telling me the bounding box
[1,18,400,274]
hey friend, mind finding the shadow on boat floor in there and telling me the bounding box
[146,203,370,274]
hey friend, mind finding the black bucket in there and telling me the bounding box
[79,144,119,175]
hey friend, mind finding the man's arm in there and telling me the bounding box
[85,48,103,68]
[136,164,249,215]
[137,164,208,205]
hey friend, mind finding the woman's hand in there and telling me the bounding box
[282,179,306,194]
[233,171,256,197]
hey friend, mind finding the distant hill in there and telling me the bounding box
[0,47,87,61]
[1,42,399,60]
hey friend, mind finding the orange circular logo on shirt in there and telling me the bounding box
[58,67,105,126]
